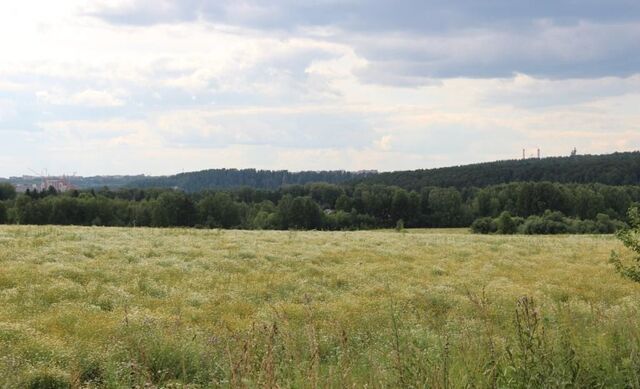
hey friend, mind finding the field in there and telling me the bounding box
[1,226,639,388]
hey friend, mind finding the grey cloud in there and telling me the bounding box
[86,0,640,83]
[353,22,640,83]
[88,0,640,32]
[86,0,200,26]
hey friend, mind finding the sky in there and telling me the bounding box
[0,0,639,177]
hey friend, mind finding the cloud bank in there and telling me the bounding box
[0,0,638,176]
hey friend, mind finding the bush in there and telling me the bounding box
[611,207,640,282]
[471,217,497,234]
[496,211,517,234]
[595,213,626,234]
[472,210,626,235]
[521,214,568,234]
[25,372,71,389]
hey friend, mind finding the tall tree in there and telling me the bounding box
[0,183,16,201]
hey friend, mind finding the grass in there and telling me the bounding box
[0,225,639,387]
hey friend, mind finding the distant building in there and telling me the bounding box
[13,176,75,193]
[15,183,39,193]
[40,178,74,192]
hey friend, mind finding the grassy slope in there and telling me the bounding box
[0,226,639,387]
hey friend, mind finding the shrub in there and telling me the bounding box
[473,210,626,235]
[25,372,71,389]
[471,217,497,234]
[595,213,626,234]
[610,207,640,282]
[521,213,568,234]
[496,211,517,234]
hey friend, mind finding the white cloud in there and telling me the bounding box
[71,90,125,107]
[35,89,124,107]
[0,0,638,177]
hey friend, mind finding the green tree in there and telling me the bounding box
[151,191,196,227]
[0,183,16,201]
[335,194,353,212]
[428,187,463,227]
[496,211,517,234]
[290,196,323,230]
[610,207,640,282]
[198,193,241,228]
[308,183,343,209]
[573,187,604,220]
[0,202,6,224]
[390,188,410,223]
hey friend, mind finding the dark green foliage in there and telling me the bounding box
[25,373,71,389]
[78,359,103,385]
[277,195,323,230]
[0,183,16,200]
[2,178,637,232]
[335,194,352,212]
[521,211,570,234]
[0,202,6,224]
[610,207,640,282]
[496,211,517,234]
[197,192,242,228]
[128,168,373,192]
[308,182,344,209]
[428,187,464,227]
[473,210,626,235]
[355,151,640,189]
[151,192,197,227]
[470,217,497,234]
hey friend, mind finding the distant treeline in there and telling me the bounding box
[2,175,144,190]
[127,169,376,191]
[354,152,640,190]
[0,181,637,232]
[6,152,639,193]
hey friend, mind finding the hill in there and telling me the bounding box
[127,168,376,191]
[6,152,638,193]
[354,151,640,190]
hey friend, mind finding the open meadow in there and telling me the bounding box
[1,226,639,388]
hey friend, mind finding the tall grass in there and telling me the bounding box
[0,226,638,387]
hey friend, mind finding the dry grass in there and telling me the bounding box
[0,225,639,387]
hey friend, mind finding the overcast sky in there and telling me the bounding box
[1,0,639,176]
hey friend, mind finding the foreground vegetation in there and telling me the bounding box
[1,226,639,387]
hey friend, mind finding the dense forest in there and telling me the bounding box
[354,152,640,190]
[2,152,638,233]
[1,180,638,233]
[6,152,638,193]
[2,170,375,191]
[126,169,376,191]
